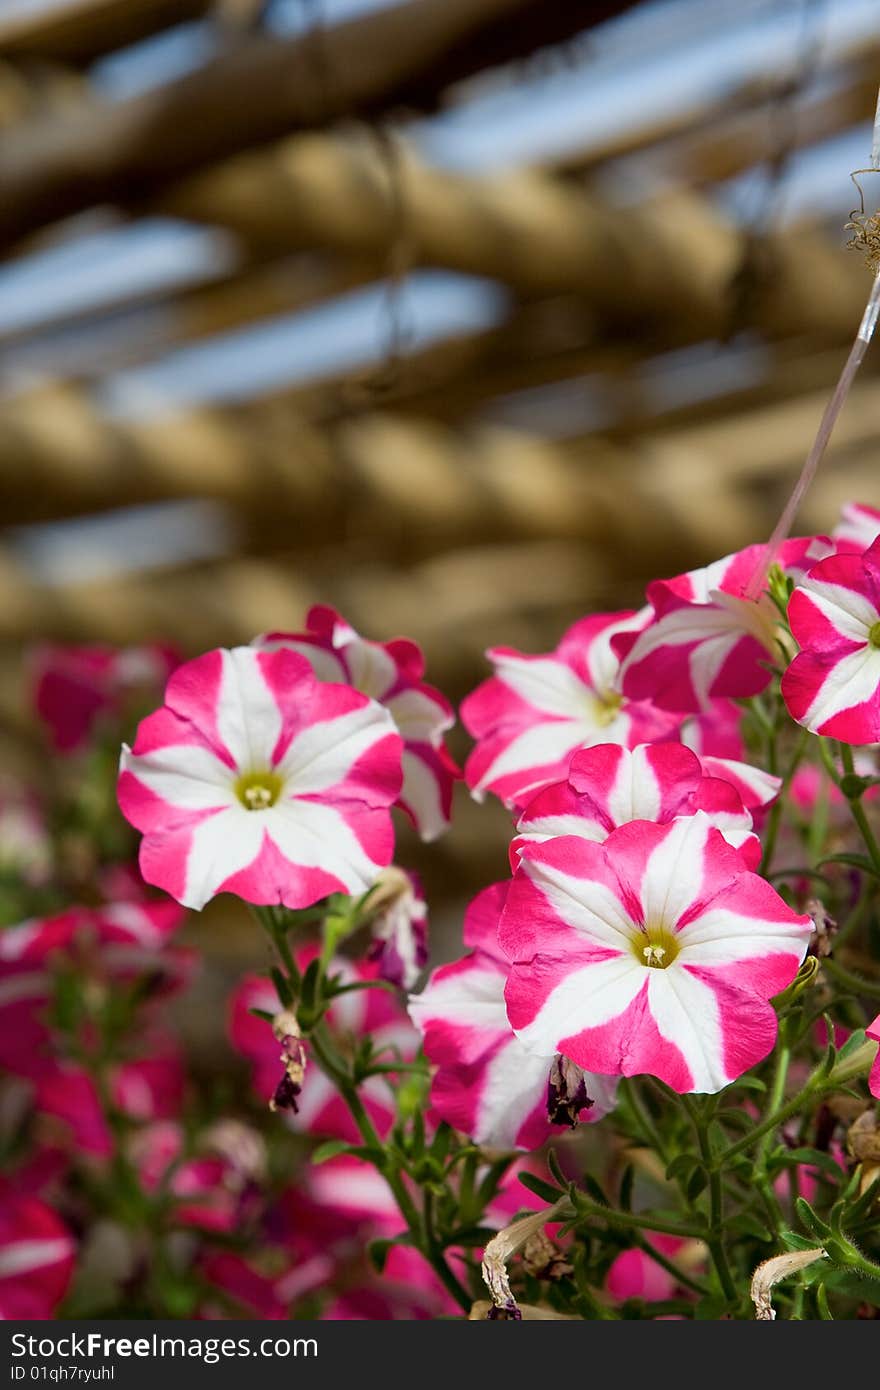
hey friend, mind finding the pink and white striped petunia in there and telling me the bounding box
[31,642,179,753]
[501,813,811,1094]
[616,538,829,714]
[0,1192,75,1320]
[868,1015,880,1100]
[461,612,678,811]
[118,646,403,911]
[409,884,617,1150]
[678,700,781,815]
[833,501,880,554]
[782,538,880,743]
[513,743,761,869]
[254,607,459,841]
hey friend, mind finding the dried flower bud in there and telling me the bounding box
[481,1198,570,1318]
[547,1055,594,1128]
[750,1247,827,1320]
[847,1109,880,1197]
[365,867,429,990]
[469,1301,580,1320]
[805,899,836,958]
[269,1010,306,1115]
[521,1231,573,1282]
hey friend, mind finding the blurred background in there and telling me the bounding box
[2,0,880,1013]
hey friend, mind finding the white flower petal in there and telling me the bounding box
[276,702,395,795]
[120,743,235,813]
[183,807,264,910]
[801,578,880,639]
[265,799,381,894]
[216,648,284,771]
[804,645,880,729]
[646,968,728,1093]
[514,955,643,1056]
[525,857,635,949]
[639,816,710,931]
[491,654,593,717]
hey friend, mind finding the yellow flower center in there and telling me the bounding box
[234,771,284,811]
[631,922,680,970]
[869,621,880,648]
[590,690,623,728]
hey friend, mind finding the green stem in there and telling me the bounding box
[635,1235,710,1298]
[821,957,880,1000]
[760,727,809,876]
[752,1036,792,1236]
[833,877,875,950]
[681,1096,737,1305]
[252,906,473,1312]
[422,1187,475,1313]
[757,1036,791,1170]
[620,1078,669,1163]
[840,744,880,877]
[572,1197,707,1242]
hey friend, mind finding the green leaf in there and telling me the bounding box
[299,958,322,1012]
[367,1239,393,1274]
[818,852,880,878]
[724,1211,772,1243]
[619,1164,635,1213]
[517,1171,564,1205]
[795,1196,832,1240]
[270,967,292,1008]
[776,1148,848,1180]
[310,1140,353,1166]
[247,1007,274,1023]
[695,1296,730,1320]
[834,1028,868,1064]
[686,1167,708,1202]
[666,1154,702,1185]
[579,1173,611,1208]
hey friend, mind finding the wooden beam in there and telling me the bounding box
[160,138,869,341]
[0,0,632,251]
[0,1,212,66]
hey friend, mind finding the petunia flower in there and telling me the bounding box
[782,537,880,743]
[616,538,829,714]
[461,611,677,812]
[513,742,761,870]
[0,1192,75,1319]
[409,885,617,1150]
[118,645,403,911]
[501,813,812,1094]
[254,606,459,841]
[31,642,179,753]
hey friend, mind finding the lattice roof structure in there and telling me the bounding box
[1,0,879,925]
